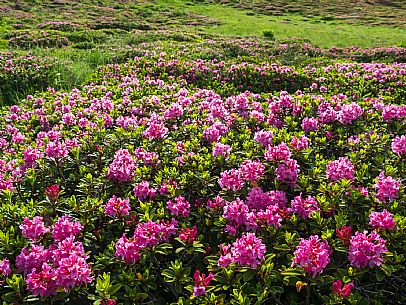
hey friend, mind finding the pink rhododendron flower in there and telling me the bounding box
[301,117,318,132]
[0,259,12,277]
[338,102,363,124]
[336,225,353,245]
[52,215,83,242]
[391,135,406,156]
[193,270,214,297]
[265,142,291,162]
[374,172,401,203]
[290,135,310,150]
[26,263,57,297]
[369,210,396,230]
[222,198,249,228]
[292,235,331,277]
[218,233,266,269]
[348,231,388,268]
[107,149,136,183]
[291,195,319,219]
[332,280,354,298]
[275,158,300,186]
[212,142,231,159]
[104,196,131,217]
[115,219,178,263]
[133,181,157,201]
[167,196,191,217]
[239,159,265,182]
[326,157,355,181]
[254,130,273,147]
[218,169,244,191]
[179,226,197,244]
[20,216,50,241]
[16,245,51,275]
[45,184,60,202]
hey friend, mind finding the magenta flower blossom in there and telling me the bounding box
[291,195,319,219]
[254,130,273,147]
[52,216,83,242]
[338,102,363,124]
[193,270,214,297]
[265,142,291,162]
[326,157,355,181]
[218,233,266,269]
[104,196,131,217]
[332,280,354,298]
[374,172,401,203]
[107,149,136,183]
[166,196,191,217]
[223,198,249,228]
[115,235,141,264]
[391,135,406,156]
[0,259,12,277]
[290,135,310,150]
[26,263,57,297]
[179,226,197,244]
[239,160,265,182]
[218,169,244,191]
[348,231,388,268]
[16,245,51,275]
[369,210,396,230]
[212,142,231,159]
[56,254,93,290]
[20,216,50,242]
[133,181,157,201]
[301,117,319,132]
[275,158,300,186]
[143,113,168,140]
[115,219,178,264]
[292,235,331,277]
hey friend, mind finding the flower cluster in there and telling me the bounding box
[104,196,131,217]
[291,235,331,277]
[115,219,178,264]
[218,233,266,268]
[107,149,136,183]
[326,157,355,181]
[15,216,92,297]
[369,210,396,230]
[348,231,388,268]
[374,172,401,203]
[193,270,214,297]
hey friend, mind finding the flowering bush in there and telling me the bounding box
[0,44,403,305]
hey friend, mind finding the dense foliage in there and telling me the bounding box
[0,47,404,305]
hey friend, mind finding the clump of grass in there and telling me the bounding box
[263,29,275,39]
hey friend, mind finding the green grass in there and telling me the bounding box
[159,0,406,48]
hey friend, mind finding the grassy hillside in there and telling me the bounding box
[203,0,406,28]
[1,0,405,48]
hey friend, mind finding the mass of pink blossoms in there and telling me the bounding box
[107,149,136,183]
[291,195,319,219]
[166,196,191,217]
[104,196,131,217]
[20,216,50,242]
[391,135,406,156]
[218,233,266,269]
[326,157,355,181]
[369,210,396,230]
[348,231,388,268]
[292,235,331,277]
[374,172,401,203]
[14,216,92,297]
[115,219,178,264]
